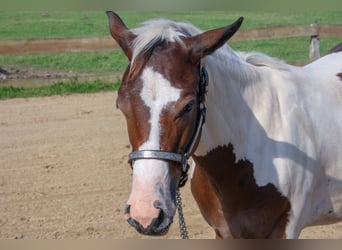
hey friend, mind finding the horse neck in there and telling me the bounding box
[195,45,262,159]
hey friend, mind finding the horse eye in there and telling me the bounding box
[178,100,195,118]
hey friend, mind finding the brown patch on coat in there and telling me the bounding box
[191,164,232,239]
[116,66,151,150]
[192,144,291,238]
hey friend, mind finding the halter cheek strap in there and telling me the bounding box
[128,63,208,188]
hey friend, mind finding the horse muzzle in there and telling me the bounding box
[123,159,178,236]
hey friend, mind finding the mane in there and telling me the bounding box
[129,18,291,75]
[237,51,290,71]
[130,19,202,63]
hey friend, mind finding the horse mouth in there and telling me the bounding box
[125,204,173,236]
[127,217,172,236]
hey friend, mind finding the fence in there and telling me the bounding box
[0,23,341,61]
[230,23,342,61]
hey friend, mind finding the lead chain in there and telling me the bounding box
[175,189,189,239]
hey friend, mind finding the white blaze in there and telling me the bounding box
[133,67,181,181]
[126,68,182,227]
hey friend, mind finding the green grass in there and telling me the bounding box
[0,79,121,99]
[0,38,339,75]
[0,50,128,73]
[0,11,341,40]
[0,11,340,67]
[230,37,341,62]
[0,11,109,40]
[0,11,341,99]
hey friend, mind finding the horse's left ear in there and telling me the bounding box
[186,17,243,62]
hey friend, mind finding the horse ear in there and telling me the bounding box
[186,17,244,62]
[106,11,136,60]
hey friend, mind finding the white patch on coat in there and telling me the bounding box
[193,45,342,236]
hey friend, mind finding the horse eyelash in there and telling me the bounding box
[177,100,195,119]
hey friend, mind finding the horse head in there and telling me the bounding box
[106,11,243,236]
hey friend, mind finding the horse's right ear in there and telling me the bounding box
[106,11,136,60]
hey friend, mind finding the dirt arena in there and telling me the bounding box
[1,91,342,239]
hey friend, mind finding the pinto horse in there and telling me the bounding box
[106,11,342,238]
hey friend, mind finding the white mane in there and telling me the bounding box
[130,18,291,73]
[238,51,291,71]
[130,19,202,63]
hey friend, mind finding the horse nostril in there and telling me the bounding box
[156,207,165,224]
[153,200,163,209]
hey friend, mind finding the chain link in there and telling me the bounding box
[176,189,189,239]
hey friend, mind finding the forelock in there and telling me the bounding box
[130,18,202,64]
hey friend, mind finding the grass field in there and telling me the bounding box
[0,11,341,98]
[0,79,120,99]
[1,11,341,39]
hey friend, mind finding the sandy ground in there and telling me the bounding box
[0,91,341,239]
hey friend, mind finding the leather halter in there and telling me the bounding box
[128,62,208,188]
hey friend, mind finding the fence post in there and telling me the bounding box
[309,21,320,61]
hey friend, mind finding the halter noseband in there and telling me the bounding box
[128,62,208,188]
